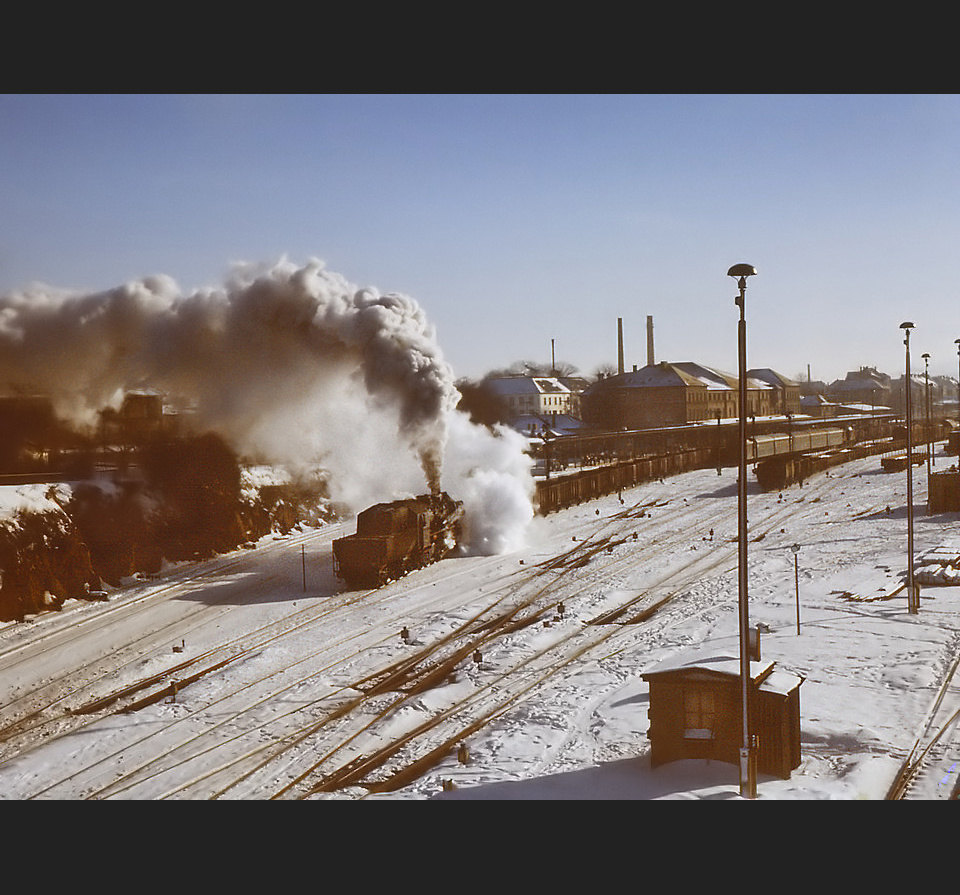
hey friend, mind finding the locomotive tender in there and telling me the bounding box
[332,491,464,588]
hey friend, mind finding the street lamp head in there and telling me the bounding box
[922,353,930,361]
[728,264,757,312]
[900,321,914,330]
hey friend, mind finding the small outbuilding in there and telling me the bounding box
[929,468,960,512]
[641,652,803,780]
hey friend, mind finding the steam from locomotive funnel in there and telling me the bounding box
[0,258,535,553]
[0,258,455,486]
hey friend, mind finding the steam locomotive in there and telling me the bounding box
[332,491,464,588]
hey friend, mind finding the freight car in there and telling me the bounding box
[744,426,848,462]
[332,492,464,588]
[531,413,895,477]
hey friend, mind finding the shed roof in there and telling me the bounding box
[642,649,773,679]
[640,650,803,693]
[835,402,892,414]
[513,413,584,437]
[760,668,805,697]
[641,652,774,682]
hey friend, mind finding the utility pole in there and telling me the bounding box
[923,353,932,479]
[901,322,918,613]
[729,262,758,799]
[792,544,801,635]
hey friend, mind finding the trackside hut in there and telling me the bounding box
[641,652,803,780]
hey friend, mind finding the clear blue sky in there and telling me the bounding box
[2,94,959,384]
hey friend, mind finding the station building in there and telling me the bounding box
[579,361,799,432]
[825,367,891,408]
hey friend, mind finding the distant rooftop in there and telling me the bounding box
[484,376,573,396]
[586,361,777,391]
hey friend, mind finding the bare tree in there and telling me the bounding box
[593,363,618,381]
[484,359,580,379]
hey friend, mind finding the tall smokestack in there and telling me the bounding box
[617,318,624,374]
[646,315,655,366]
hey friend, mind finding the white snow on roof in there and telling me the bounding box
[485,376,572,396]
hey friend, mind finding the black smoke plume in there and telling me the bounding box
[0,258,458,496]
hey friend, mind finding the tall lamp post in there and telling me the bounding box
[901,322,918,614]
[729,262,757,799]
[955,339,960,445]
[791,544,801,635]
[922,353,932,478]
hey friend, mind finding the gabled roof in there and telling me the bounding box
[558,376,589,392]
[827,378,889,393]
[640,650,803,694]
[531,378,569,394]
[625,363,700,388]
[641,652,777,684]
[748,368,798,388]
[672,362,742,390]
[584,361,773,392]
[484,376,572,396]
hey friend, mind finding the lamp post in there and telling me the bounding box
[901,322,918,614]
[791,544,801,634]
[728,262,757,799]
[922,353,932,478]
[956,339,960,445]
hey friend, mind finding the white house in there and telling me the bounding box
[484,376,577,420]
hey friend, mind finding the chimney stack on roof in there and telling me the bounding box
[617,318,624,375]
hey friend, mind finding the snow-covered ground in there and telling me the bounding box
[2,446,960,800]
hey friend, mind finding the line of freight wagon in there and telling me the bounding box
[534,426,936,515]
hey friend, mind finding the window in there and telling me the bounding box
[683,687,716,739]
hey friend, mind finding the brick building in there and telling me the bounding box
[580,361,797,432]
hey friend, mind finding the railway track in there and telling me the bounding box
[886,639,960,800]
[0,454,924,800]
[0,484,705,798]
[0,522,546,796]
[0,526,340,743]
[91,476,841,799]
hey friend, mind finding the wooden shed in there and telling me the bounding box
[928,469,960,513]
[642,654,803,780]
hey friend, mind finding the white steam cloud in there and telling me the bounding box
[442,411,535,555]
[0,258,535,554]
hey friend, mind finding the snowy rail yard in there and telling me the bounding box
[2,449,960,800]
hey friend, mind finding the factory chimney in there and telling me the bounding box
[646,315,655,366]
[617,318,625,375]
